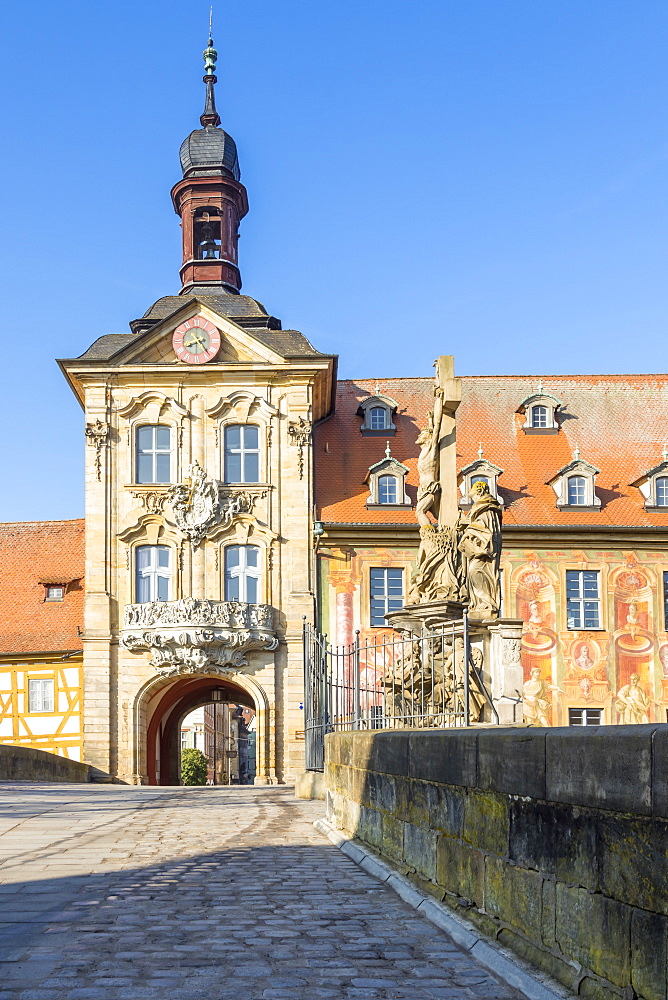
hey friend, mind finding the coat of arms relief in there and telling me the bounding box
[167,461,265,547]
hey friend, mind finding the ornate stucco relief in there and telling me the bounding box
[167,461,266,547]
[288,417,312,479]
[120,598,278,674]
[85,420,109,481]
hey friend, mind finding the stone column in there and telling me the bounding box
[486,618,525,724]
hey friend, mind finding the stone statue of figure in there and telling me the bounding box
[457,480,503,618]
[522,667,561,726]
[415,387,444,527]
[616,673,651,724]
[409,386,465,604]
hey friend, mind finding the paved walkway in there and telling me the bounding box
[0,784,523,1000]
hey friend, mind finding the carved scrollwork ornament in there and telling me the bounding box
[85,419,109,481]
[288,417,312,479]
[130,490,169,515]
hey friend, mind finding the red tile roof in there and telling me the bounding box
[316,375,668,527]
[0,520,84,655]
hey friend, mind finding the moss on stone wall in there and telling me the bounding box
[326,727,668,1000]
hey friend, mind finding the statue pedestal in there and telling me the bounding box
[386,603,524,725]
[486,618,525,724]
[385,600,464,632]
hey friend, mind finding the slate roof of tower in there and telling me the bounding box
[73,295,327,362]
[315,375,668,528]
[0,520,84,655]
[179,127,240,181]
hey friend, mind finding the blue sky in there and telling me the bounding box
[1,1,668,520]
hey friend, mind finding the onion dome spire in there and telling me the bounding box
[200,11,221,128]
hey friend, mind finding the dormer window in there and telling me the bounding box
[459,452,504,507]
[366,444,410,508]
[548,451,601,511]
[357,393,398,436]
[518,385,561,434]
[630,454,668,510]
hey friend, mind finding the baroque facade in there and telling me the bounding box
[1,38,667,780]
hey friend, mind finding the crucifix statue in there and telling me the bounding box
[408,355,502,619]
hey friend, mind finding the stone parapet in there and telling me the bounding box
[0,745,93,783]
[325,726,668,1000]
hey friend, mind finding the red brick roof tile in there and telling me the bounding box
[0,520,84,655]
[316,375,668,528]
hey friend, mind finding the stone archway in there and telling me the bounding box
[133,671,277,786]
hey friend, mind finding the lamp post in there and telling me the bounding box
[210,688,225,785]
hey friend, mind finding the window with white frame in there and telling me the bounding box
[378,475,398,504]
[224,425,260,483]
[567,476,586,505]
[369,406,388,430]
[366,453,410,507]
[136,425,171,484]
[630,461,668,509]
[28,678,54,713]
[657,477,668,506]
[531,405,548,428]
[471,474,490,487]
[45,585,64,601]
[569,708,602,726]
[136,545,171,603]
[370,568,404,626]
[225,545,261,603]
[549,458,600,509]
[519,391,561,433]
[566,570,601,630]
[357,395,398,434]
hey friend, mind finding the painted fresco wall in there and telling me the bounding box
[504,547,668,726]
[319,544,668,726]
[0,657,84,759]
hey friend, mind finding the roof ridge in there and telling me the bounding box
[0,518,85,528]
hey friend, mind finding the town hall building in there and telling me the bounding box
[2,36,668,782]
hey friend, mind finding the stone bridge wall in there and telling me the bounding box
[325,726,668,1000]
[0,745,93,783]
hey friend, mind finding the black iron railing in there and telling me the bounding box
[303,611,497,771]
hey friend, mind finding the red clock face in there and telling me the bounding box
[172,317,221,364]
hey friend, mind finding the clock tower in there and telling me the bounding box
[58,33,336,785]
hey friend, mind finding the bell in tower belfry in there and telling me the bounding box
[171,26,249,294]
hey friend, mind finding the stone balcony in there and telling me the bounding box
[120,599,278,676]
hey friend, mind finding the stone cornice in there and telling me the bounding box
[318,521,668,550]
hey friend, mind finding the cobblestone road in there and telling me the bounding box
[0,784,523,1000]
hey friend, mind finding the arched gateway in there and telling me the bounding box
[58,35,335,785]
[136,671,272,785]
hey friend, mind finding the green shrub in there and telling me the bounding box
[181,748,208,785]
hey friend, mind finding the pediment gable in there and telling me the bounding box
[110,299,287,367]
